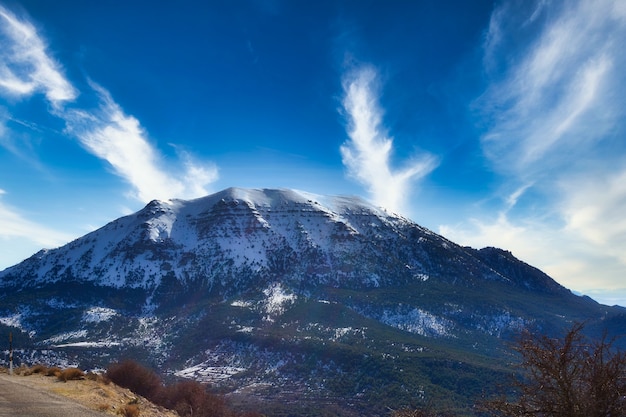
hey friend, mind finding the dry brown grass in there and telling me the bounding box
[98,403,112,412]
[15,365,29,375]
[57,367,85,382]
[6,363,264,417]
[119,404,140,417]
[6,366,179,417]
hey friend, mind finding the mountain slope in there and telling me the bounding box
[1,187,624,416]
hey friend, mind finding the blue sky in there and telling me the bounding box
[1,0,626,305]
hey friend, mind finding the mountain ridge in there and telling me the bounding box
[1,187,624,416]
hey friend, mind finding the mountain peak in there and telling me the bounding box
[180,187,383,216]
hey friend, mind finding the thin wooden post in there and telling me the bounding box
[8,332,13,375]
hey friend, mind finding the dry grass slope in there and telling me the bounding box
[0,365,178,417]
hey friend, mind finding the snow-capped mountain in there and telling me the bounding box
[1,187,624,416]
[1,187,465,292]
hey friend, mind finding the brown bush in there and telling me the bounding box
[106,360,162,400]
[46,366,61,377]
[30,364,48,374]
[105,360,256,417]
[160,380,228,417]
[119,404,140,417]
[57,367,85,382]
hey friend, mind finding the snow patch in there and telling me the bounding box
[82,307,118,323]
[0,313,22,329]
[0,308,35,335]
[176,363,246,383]
[44,330,88,344]
[476,311,527,336]
[53,341,121,348]
[231,300,253,308]
[262,283,296,320]
[380,308,453,337]
[414,273,429,282]
[236,326,255,333]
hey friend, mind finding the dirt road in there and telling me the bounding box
[0,373,105,417]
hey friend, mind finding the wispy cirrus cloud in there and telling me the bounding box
[340,66,437,214]
[444,0,626,304]
[0,5,77,105]
[64,83,218,202]
[0,4,218,203]
[0,189,74,248]
[479,0,625,176]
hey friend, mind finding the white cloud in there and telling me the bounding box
[64,83,218,202]
[0,5,218,203]
[560,168,626,265]
[179,149,220,198]
[459,0,626,305]
[0,192,74,249]
[479,0,625,177]
[0,191,77,270]
[0,5,77,105]
[340,66,437,214]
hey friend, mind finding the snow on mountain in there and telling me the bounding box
[0,187,430,293]
[0,187,622,416]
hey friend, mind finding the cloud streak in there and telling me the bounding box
[446,0,626,304]
[0,5,218,203]
[340,66,437,214]
[0,5,77,105]
[479,0,625,176]
[64,83,218,202]
[0,189,74,249]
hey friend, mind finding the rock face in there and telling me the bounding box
[1,187,624,416]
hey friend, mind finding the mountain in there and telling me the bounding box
[1,187,624,416]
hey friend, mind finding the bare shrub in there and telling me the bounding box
[30,364,48,374]
[482,322,626,416]
[105,360,255,417]
[106,360,162,400]
[57,367,85,382]
[46,366,61,377]
[161,380,228,417]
